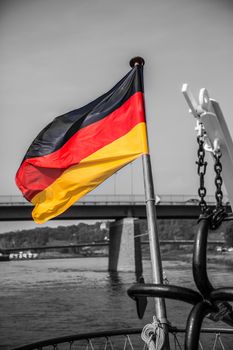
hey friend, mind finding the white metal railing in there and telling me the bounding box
[0,194,228,206]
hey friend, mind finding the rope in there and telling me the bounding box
[141,316,165,350]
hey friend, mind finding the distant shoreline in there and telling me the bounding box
[7,251,233,267]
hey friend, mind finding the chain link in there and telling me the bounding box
[196,135,208,213]
[213,151,224,209]
[196,133,227,228]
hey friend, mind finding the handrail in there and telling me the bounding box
[12,328,142,350]
[193,218,214,297]
[0,194,227,206]
[11,327,233,350]
[128,284,202,307]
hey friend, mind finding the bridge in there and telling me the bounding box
[1,194,230,273]
[0,194,231,221]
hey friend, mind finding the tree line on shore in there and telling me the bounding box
[0,218,233,250]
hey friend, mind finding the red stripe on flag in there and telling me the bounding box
[16,92,145,201]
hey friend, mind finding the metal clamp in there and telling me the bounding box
[182,84,233,211]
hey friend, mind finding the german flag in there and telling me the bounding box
[15,63,148,223]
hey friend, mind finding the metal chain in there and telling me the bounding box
[196,134,227,228]
[211,150,228,229]
[196,135,208,213]
[213,151,223,209]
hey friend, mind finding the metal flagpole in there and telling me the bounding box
[129,57,170,349]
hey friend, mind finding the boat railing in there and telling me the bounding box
[11,327,233,350]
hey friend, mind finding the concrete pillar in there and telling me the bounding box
[108,218,142,275]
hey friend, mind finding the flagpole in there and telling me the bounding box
[129,57,170,349]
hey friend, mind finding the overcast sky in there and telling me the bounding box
[1,0,233,231]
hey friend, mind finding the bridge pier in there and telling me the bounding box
[108,218,142,275]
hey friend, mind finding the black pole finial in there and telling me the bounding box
[129,56,145,67]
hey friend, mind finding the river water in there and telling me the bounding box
[0,257,233,349]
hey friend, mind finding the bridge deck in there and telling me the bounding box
[0,195,230,220]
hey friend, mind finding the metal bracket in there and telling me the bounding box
[182,84,233,210]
